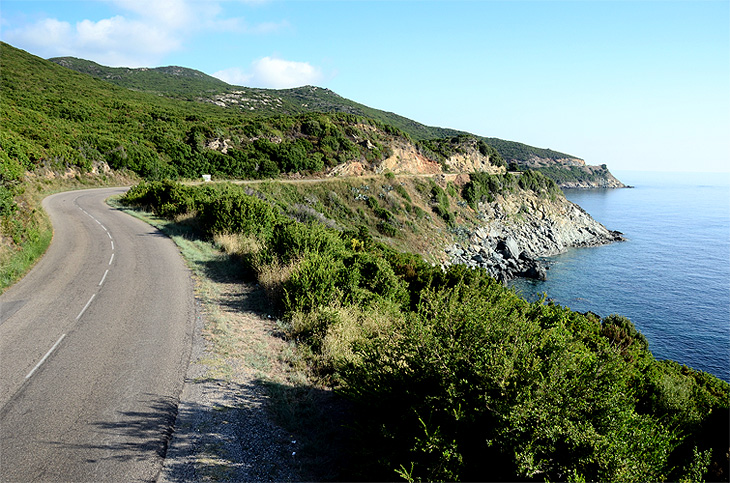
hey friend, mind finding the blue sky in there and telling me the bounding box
[2,0,728,172]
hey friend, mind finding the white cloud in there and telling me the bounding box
[4,15,180,66]
[2,0,287,67]
[214,56,324,89]
[4,18,74,56]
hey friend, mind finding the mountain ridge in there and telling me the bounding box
[46,54,623,187]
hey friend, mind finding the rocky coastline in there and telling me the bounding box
[445,191,625,282]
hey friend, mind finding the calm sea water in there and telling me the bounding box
[511,171,730,382]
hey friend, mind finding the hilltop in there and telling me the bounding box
[49,56,230,98]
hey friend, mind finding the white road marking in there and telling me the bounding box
[25,334,66,380]
[109,253,114,265]
[99,270,109,286]
[111,241,114,250]
[107,232,112,239]
[76,294,96,320]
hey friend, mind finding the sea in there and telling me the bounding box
[510,171,730,382]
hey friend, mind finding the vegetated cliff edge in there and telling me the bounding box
[484,137,626,189]
[534,162,626,189]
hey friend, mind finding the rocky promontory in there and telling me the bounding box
[446,190,624,282]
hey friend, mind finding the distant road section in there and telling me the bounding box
[0,188,195,482]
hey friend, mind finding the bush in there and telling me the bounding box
[461,172,516,208]
[376,220,398,237]
[430,183,454,225]
[283,251,345,318]
[394,184,411,202]
[122,180,195,218]
[270,219,346,263]
[198,189,279,238]
[339,251,408,307]
[338,278,682,482]
[281,234,408,317]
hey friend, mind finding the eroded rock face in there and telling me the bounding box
[442,139,505,175]
[205,138,231,154]
[327,136,505,178]
[379,142,442,174]
[445,191,624,282]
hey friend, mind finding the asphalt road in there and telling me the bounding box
[0,188,196,482]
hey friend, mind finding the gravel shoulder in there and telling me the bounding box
[158,279,303,482]
[141,216,349,482]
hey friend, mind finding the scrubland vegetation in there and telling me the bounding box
[121,179,729,482]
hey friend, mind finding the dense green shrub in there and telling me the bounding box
[394,184,411,202]
[339,251,408,307]
[462,172,518,207]
[517,169,561,198]
[283,251,345,316]
[376,220,398,237]
[198,188,279,238]
[122,180,193,217]
[271,219,345,263]
[430,183,454,225]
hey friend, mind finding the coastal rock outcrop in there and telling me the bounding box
[558,165,626,189]
[445,191,624,282]
[514,154,626,189]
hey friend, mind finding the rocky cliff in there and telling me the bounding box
[446,190,624,282]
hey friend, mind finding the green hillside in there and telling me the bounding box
[48,56,465,140]
[48,52,626,186]
[484,137,581,164]
[48,54,579,161]
[3,43,415,181]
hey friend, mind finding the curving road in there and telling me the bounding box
[0,188,195,482]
